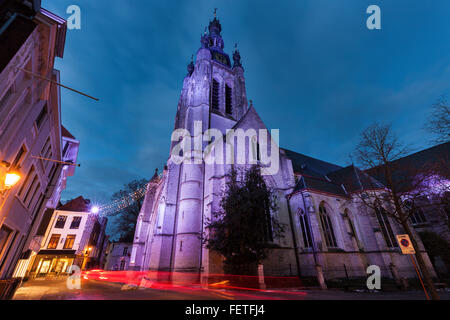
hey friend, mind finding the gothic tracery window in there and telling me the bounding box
[319,203,338,248]
[410,208,427,225]
[298,208,313,248]
[375,206,398,248]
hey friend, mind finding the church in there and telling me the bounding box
[129,13,437,286]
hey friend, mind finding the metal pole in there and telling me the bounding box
[17,67,99,101]
[31,156,80,167]
[410,254,430,300]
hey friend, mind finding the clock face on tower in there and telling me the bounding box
[212,51,230,67]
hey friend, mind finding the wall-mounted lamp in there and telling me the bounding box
[1,161,21,194]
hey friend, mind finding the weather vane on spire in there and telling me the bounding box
[214,8,217,17]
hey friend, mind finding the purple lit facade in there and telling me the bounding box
[129,14,443,285]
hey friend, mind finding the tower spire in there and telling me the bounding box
[233,43,243,69]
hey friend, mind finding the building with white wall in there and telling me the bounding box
[26,196,107,277]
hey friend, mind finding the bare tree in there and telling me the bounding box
[425,97,450,144]
[354,123,447,300]
[110,179,148,242]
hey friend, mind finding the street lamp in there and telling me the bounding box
[91,206,99,214]
[4,171,21,189]
[1,161,21,194]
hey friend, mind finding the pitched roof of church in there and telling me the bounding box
[282,148,342,176]
[283,148,386,196]
[328,165,384,193]
[366,141,450,193]
[282,148,349,196]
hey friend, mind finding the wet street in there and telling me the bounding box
[11,278,450,300]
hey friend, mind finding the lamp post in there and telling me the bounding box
[82,246,93,270]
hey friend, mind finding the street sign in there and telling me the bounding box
[396,234,416,254]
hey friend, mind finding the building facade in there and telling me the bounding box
[0,1,74,280]
[27,196,108,277]
[104,242,132,271]
[12,126,80,278]
[129,14,438,286]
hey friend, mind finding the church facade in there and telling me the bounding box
[129,14,436,285]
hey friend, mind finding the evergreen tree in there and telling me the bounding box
[204,165,285,275]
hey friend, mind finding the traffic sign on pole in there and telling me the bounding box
[396,234,415,254]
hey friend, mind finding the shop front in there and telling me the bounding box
[30,250,79,278]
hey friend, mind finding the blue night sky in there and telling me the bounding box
[42,0,450,206]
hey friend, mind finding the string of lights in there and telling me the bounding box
[96,173,162,216]
[97,183,148,216]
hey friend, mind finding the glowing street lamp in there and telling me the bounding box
[1,161,21,193]
[4,171,21,189]
[91,206,99,214]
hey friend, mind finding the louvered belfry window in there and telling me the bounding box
[225,84,232,114]
[212,79,219,110]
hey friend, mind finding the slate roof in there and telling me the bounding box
[58,196,91,212]
[328,165,385,193]
[366,141,450,192]
[282,148,342,176]
[283,148,388,197]
[61,125,76,139]
[282,148,349,197]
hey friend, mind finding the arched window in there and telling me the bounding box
[225,84,232,114]
[404,200,427,225]
[344,209,357,237]
[375,207,398,248]
[410,208,427,225]
[343,208,360,250]
[319,203,337,248]
[251,136,260,162]
[298,208,313,248]
[212,79,219,110]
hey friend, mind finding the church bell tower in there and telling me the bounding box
[145,11,249,280]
